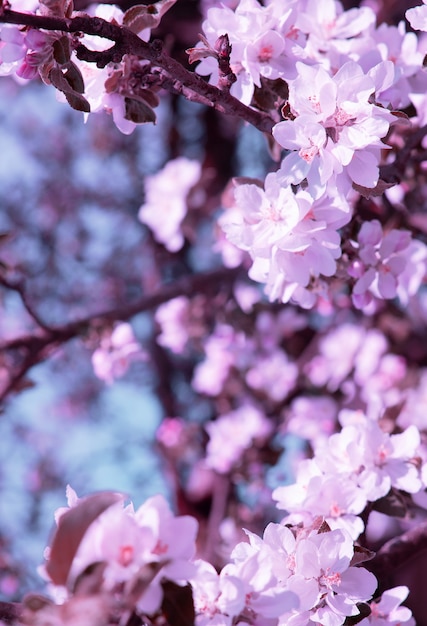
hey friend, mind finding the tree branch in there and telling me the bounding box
[0,266,243,403]
[0,9,275,134]
[367,519,427,591]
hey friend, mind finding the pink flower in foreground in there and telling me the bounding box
[227,523,377,625]
[220,172,349,308]
[48,489,198,615]
[273,61,394,194]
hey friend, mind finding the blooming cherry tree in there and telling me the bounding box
[2,0,427,625]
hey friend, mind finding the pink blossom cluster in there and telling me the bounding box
[304,323,407,419]
[347,220,427,312]
[44,486,198,614]
[204,404,272,473]
[41,486,417,626]
[204,0,427,307]
[220,172,351,308]
[273,411,425,540]
[191,521,378,626]
[139,158,202,252]
[91,322,146,384]
[192,320,298,402]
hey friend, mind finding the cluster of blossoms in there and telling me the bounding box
[347,220,427,311]
[139,158,202,252]
[2,0,427,307]
[200,0,427,307]
[91,322,146,384]
[3,1,427,625]
[273,410,425,540]
[32,484,417,626]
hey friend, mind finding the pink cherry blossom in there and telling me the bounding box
[91,322,146,384]
[348,220,427,310]
[360,586,415,626]
[273,61,395,193]
[139,157,201,252]
[205,404,272,474]
[406,2,427,32]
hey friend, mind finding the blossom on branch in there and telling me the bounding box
[139,157,202,252]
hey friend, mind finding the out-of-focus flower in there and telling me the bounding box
[91,322,146,384]
[139,157,202,252]
[205,404,272,473]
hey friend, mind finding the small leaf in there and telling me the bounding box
[317,519,332,534]
[136,88,160,109]
[344,602,371,625]
[186,46,215,64]
[49,67,90,112]
[161,581,195,626]
[125,561,168,607]
[350,545,376,567]
[372,489,407,518]
[53,36,71,64]
[64,91,91,113]
[124,97,156,124]
[23,593,54,612]
[73,562,107,596]
[46,491,125,586]
[123,5,157,34]
[353,179,396,198]
[64,62,85,94]
[123,0,177,33]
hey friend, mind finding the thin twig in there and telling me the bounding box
[0,266,243,403]
[0,9,275,134]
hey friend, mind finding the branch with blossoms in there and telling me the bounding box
[0,5,275,132]
[0,266,242,403]
[3,0,427,625]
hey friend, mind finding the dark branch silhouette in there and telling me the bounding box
[0,8,275,134]
[0,266,243,403]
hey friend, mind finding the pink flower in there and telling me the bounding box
[348,220,427,310]
[49,489,198,615]
[273,61,394,193]
[91,322,146,384]
[155,296,190,354]
[360,586,415,626]
[406,2,427,32]
[246,350,298,402]
[205,405,272,473]
[192,324,244,396]
[139,158,201,252]
[190,559,246,626]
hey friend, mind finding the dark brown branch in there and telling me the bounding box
[380,123,427,183]
[0,601,22,625]
[367,519,427,590]
[0,266,243,403]
[0,9,275,134]
[0,275,50,331]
